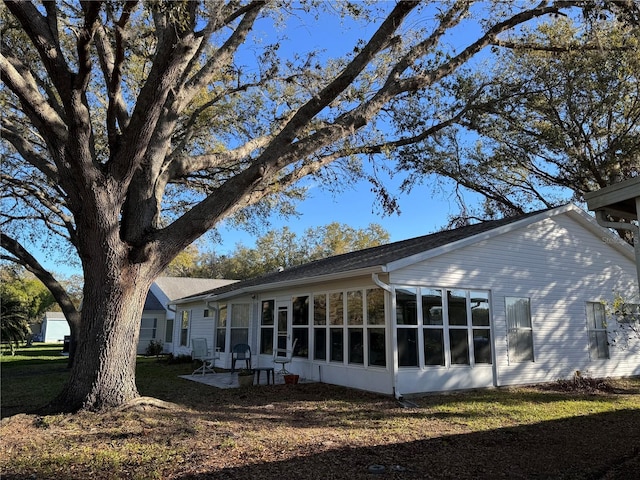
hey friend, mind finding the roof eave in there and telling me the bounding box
[172,266,386,304]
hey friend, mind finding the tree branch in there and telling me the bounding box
[0,233,80,328]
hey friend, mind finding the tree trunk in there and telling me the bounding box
[50,263,153,412]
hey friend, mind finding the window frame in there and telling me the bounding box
[505,296,535,363]
[179,310,190,347]
[586,301,609,360]
[395,286,493,369]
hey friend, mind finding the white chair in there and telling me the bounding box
[273,338,298,375]
[191,338,219,375]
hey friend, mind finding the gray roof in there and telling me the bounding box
[153,276,237,301]
[144,290,165,312]
[184,207,556,301]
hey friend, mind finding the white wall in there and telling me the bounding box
[390,213,639,393]
[42,319,70,342]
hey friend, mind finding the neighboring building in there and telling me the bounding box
[38,312,70,343]
[172,204,639,396]
[141,277,237,355]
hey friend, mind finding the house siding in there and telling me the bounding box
[390,214,639,393]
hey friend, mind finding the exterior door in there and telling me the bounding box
[275,298,291,355]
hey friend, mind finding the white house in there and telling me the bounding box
[171,204,639,396]
[141,277,237,355]
[37,312,70,343]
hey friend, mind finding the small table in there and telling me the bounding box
[253,367,275,385]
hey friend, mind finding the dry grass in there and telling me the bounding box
[2,348,640,479]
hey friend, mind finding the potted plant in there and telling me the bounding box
[237,369,254,387]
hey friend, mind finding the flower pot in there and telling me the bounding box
[238,373,254,387]
[284,374,299,385]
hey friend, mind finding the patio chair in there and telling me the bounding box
[231,343,252,373]
[191,338,219,375]
[273,338,298,375]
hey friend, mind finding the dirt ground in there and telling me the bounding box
[2,380,640,479]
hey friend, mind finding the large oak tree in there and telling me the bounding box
[1,0,636,412]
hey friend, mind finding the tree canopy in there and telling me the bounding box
[397,15,640,224]
[165,222,390,279]
[1,0,638,412]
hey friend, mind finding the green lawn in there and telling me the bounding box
[2,344,639,479]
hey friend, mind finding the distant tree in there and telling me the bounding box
[186,222,390,280]
[305,223,391,260]
[164,245,201,277]
[0,298,30,355]
[398,16,640,226]
[0,267,56,321]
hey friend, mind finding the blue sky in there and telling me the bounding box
[211,172,471,256]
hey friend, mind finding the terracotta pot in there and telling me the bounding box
[238,373,254,387]
[284,374,299,385]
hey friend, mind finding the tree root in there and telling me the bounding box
[115,396,179,412]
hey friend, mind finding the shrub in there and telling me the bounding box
[145,339,164,358]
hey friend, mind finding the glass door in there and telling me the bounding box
[275,299,291,355]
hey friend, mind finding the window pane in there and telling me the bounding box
[180,311,189,346]
[449,329,470,365]
[470,292,490,326]
[230,328,248,348]
[368,328,386,367]
[278,308,287,331]
[589,331,610,359]
[292,327,308,357]
[366,289,385,325]
[218,305,227,327]
[261,300,274,325]
[329,293,344,325]
[396,288,417,325]
[260,328,273,355]
[293,296,309,325]
[447,290,467,326]
[423,329,445,366]
[587,302,606,329]
[165,319,174,343]
[231,304,250,327]
[314,328,326,360]
[422,289,443,325]
[473,329,492,364]
[347,291,363,325]
[330,328,343,362]
[506,297,531,329]
[140,318,157,341]
[348,328,364,364]
[204,309,210,318]
[314,294,327,325]
[397,328,418,366]
[216,328,226,352]
[508,329,534,362]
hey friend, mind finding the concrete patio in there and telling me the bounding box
[180,371,307,389]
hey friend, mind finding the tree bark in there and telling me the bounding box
[51,263,152,412]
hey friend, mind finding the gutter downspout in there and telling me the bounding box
[372,273,402,400]
[595,207,640,297]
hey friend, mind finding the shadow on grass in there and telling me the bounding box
[175,408,640,480]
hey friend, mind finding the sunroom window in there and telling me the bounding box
[396,287,492,368]
[260,300,274,355]
[396,287,418,366]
